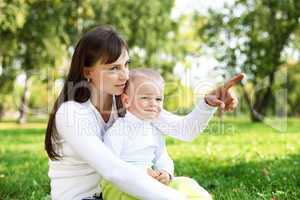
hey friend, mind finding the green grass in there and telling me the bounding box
[0,117,299,200]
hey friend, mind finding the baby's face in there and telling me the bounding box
[125,78,164,120]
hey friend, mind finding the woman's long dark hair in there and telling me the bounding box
[45,26,127,160]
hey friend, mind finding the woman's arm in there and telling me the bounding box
[152,98,216,142]
[55,101,186,200]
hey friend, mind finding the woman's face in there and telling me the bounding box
[85,49,130,96]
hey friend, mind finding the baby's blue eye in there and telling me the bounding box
[156,98,162,101]
[140,96,148,99]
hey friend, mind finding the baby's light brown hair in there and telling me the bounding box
[125,68,165,94]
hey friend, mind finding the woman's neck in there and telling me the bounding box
[90,90,113,116]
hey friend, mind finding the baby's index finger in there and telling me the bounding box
[223,73,245,90]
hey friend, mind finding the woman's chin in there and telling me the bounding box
[111,88,125,96]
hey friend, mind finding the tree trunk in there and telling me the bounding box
[242,72,275,122]
[242,85,262,122]
[0,103,4,121]
[17,73,30,124]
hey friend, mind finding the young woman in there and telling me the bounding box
[45,26,242,200]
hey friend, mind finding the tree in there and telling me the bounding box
[78,0,179,75]
[15,0,72,123]
[0,0,27,121]
[1,0,193,122]
[201,0,300,121]
[0,0,73,123]
[286,63,300,116]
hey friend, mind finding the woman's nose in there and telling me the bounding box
[120,68,129,81]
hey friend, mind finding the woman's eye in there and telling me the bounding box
[125,60,131,67]
[111,66,118,70]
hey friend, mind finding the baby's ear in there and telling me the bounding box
[121,93,130,108]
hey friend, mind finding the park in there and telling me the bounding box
[1,0,299,199]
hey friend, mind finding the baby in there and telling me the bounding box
[102,68,212,200]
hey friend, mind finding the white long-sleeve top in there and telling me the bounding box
[49,96,216,200]
[104,111,174,176]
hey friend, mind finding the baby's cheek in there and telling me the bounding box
[137,100,147,110]
[158,104,163,112]
[144,100,151,107]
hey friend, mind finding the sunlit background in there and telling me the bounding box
[0,0,299,199]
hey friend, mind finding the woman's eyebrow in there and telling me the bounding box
[109,59,131,66]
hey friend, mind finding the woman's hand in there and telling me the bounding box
[147,168,171,185]
[205,73,245,112]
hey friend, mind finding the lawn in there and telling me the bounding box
[0,117,299,200]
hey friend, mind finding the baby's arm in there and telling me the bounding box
[152,98,216,142]
[154,142,174,177]
[152,138,174,185]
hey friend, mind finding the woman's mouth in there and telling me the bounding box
[115,83,126,88]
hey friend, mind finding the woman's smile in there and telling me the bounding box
[115,83,126,88]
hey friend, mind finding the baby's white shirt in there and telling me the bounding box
[104,111,174,175]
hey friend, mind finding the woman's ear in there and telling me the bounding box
[121,93,130,108]
[83,67,92,80]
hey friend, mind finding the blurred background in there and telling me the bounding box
[0,0,299,199]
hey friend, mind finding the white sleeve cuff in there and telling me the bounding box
[196,97,218,112]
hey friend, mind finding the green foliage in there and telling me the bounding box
[0,0,74,122]
[0,0,190,121]
[1,118,300,199]
[164,78,194,114]
[0,0,27,32]
[201,0,300,121]
[0,0,26,101]
[92,0,178,73]
[203,0,300,75]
